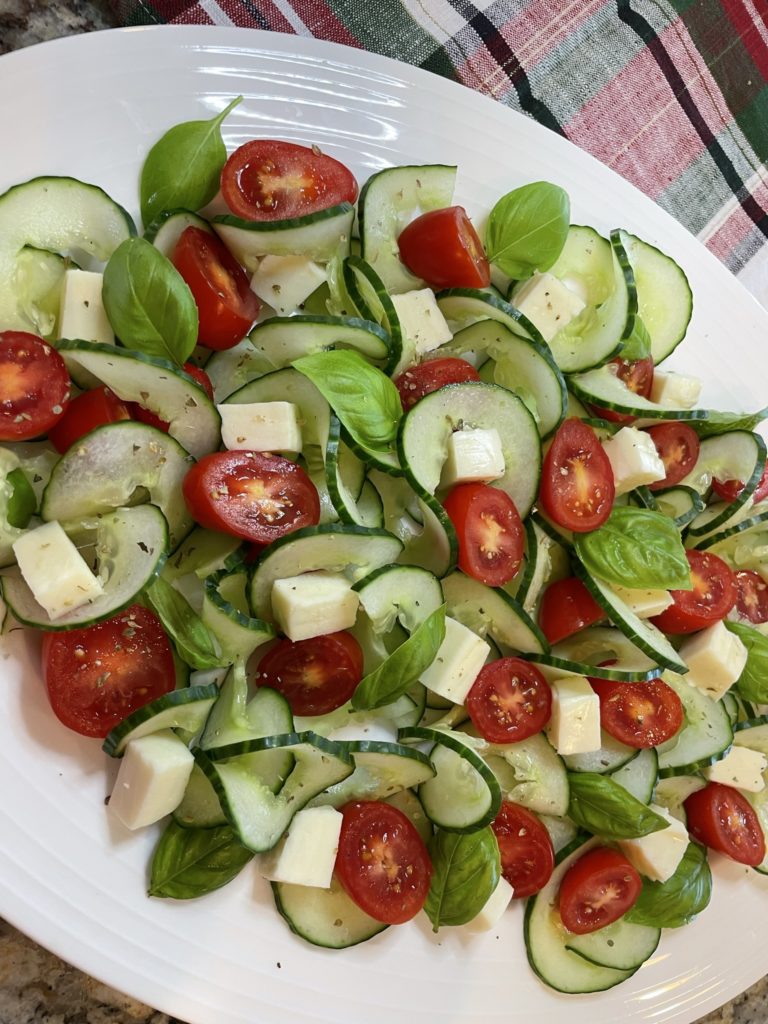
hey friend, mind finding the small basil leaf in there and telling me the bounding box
[146,576,223,670]
[293,350,401,454]
[619,315,652,362]
[140,96,242,228]
[103,237,198,365]
[351,604,446,711]
[6,468,36,528]
[625,842,711,928]
[574,506,692,591]
[485,181,570,279]
[694,408,768,439]
[725,621,768,703]
[567,772,670,839]
[425,827,501,931]
[149,821,253,899]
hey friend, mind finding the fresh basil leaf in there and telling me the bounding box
[694,408,768,439]
[567,772,670,839]
[574,506,692,591]
[140,96,242,228]
[425,827,501,931]
[149,821,252,899]
[625,842,711,928]
[352,604,446,711]
[725,621,768,703]
[103,237,198,365]
[146,576,223,670]
[485,181,570,279]
[619,315,652,362]
[6,468,36,528]
[293,350,401,454]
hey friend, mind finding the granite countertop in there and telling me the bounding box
[1,3,768,1023]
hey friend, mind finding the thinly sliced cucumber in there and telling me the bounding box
[352,562,443,633]
[294,690,423,738]
[13,246,71,338]
[532,627,664,683]
[212,203,354,268]
[398,381,541,518]
[515,518,570,618]
[204,339,275,402]
[145,208,211,256]
[566,916,660,972]
[102,683,219,757]
[562,733,638,774]
[164,527,242,581]
[249,314,389,367]
[653,774,705,821]
[620,231,692,364]
[342,256,404,377]
[693,504,768,553]
[41,420,193,551]
[568,363,706,420]
[385,788,433,844]
[172,762,227,829]
[684,433,767,534]
[436,288,546,350]
[1,504,167,629]
[273,875,387,949]
[540,815,580,854]
[441,571,548,655]
[200,668,292,751]
[0,175,135,332]
[325,418,381,527]
[248,524,402,622]
[653,485,705,529]
[610,747,658,804]
[357,164,456,294]
[658,673,733,776]
[202,570,275,664]
[547,226,615,308]
[478,731,569,817]
[531,509,574,549]
[733,721,768,755]
[58,342,220,460]
[310,740,436,807]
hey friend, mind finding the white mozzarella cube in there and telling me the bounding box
[12,520,103,621]
[218,401,303,453]
[271,570,359,642]
[250,255,326,316]
[58,269,114,346]
[703,746,767,793]
[259,806,343,888]
[619,804,688,882]
[650,371,702,409]
[679,620,748,699]
[441,428,505,488]
[464,876,515,933]
[390,288,452,356]
[611,585,674,619]
[546,676,601,755]
[108,730,194,830]
[601,426,666,496]
[510,272,586,343]
[420,616,490,705]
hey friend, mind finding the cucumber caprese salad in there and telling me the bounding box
[2,97,768,995]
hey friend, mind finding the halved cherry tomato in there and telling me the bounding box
[735,570,768,624]
[335,801,433,924]
[491,801,555,899]
[466,658,551,744]
[394,357,480,413]
[539,418,615,532]
[0,331,70,441]
[443,482,524,587]
[712,460,768,505]
[397,206,490,290]
[588,677,684,748]
[221,140,358,222]
[48,386,130,453]
[255,631,363,716]
[538,576,604,645]
[130,363,214,432]
[684,782,765,866]
[645,422,700,492]
[172,226,260,350]
[651,549,735,634]
[41,605,175,738]
[183,450,320,544]
[558,846,641,934]
[591,357,654,425]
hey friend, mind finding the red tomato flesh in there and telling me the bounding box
[645,422,700,492]
[42,605,175,738]
[443,482,524,587]
[539,418,615,532]
[130,363,214,433]
[538,576,604,645]
[183,450,320,544]
[394,357,480,413]
[0,331,70,441]
[651,549,735,634]
[255,631,363,716]
[684,782,765,866]
[735,570,768,624]
[558,846,642,934]
[221,140,358,222]
[712,461,768,505]
[591,357,654,425]
[397,206,490,289]
[466,658,552,744]
[491,801,555,899]
[48,386,130,453]
[588,677,684,748]
[335,801,433,924]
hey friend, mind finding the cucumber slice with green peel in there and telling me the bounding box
[200,668,293,752]
[441,571,548,655]
[515,517,571,617]
[733,721,768,755]
[568,362,707,420]
[620,231,693,364]
[653,485,705,529]
[294,690,424,738]
[657,673,733,777]
[248,523,403,622]
[475,731,569,816]
[653,774,706,821]
[0,176,135,332]
[547,226,615,308]
[342,255,404,376]
[57,342,220,460]
[684,433,767,538]
[248,314,390,367]
[704,518,768,572]
[565,916,660,972]
[532,627,664,683]
[41,420,193,552]
[145,208,212,256]
[273,875,387,949]
[204,339,275,402]
[102,682,219,757]
[692,504,768,552]
[530,509,574,549]
[202,570,275,664]
[211,202,354,268]
[352,562,443,633]
[13,246,72,338]
[609,747,658,804]
[310,740,436,808]
[540,814,579,854]
[436,288,546,347]
[325,418,382,527]
[357,164,456,294]
[164,528,243,582]
[1,504,167,630]
[398,381,541,518]
[172,763,227,829]
[562,733,638,774]
[385,788,433,844]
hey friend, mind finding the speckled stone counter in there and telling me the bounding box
[1,4,768,1023]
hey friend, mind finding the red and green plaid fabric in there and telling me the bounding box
[111,0,768,305]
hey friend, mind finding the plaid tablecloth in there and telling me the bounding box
[111,0,768,308]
